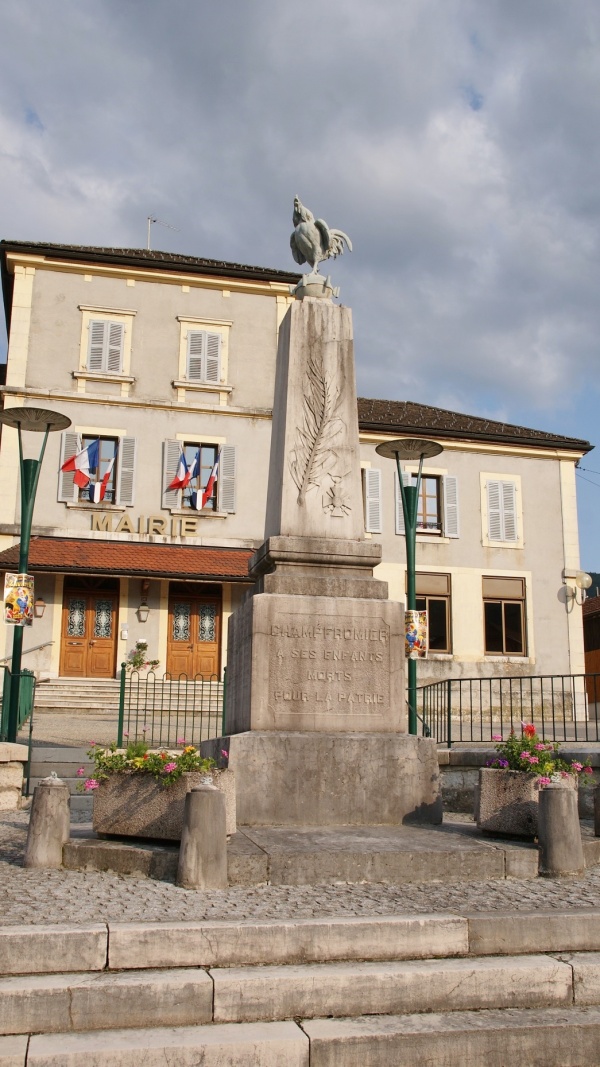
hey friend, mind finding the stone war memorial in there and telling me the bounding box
[205,197,442,829]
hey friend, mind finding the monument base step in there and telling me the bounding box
[60,817,600,885]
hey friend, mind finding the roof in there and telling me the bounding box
[0,239,300,283]
[0,538,253,581]
[357,397,592,453]
[583,594,600,618]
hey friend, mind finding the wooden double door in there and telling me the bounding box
[167,585,221,678]
[60,579,118,678]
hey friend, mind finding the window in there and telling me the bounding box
[410,573,452,652]
[186,330,221,383]
[363,468,382,533]
[483,576,526,655]
[162,440,236,513]
[395,472,459,537]
[486,481,517,542]
[87,321,124,373]
[58,431,137,506]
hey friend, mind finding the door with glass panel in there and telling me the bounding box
[167,587,221,678]
[59,580,118,677]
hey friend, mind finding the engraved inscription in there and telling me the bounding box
[268,612,390,717]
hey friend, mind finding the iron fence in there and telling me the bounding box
[0,666,36,741]
[418,673,600,747]
[117,665,225,748]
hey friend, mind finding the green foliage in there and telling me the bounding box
[488,724,593,782]
[79,740,215,791]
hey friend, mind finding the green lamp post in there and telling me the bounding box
[0,407,71,743]
[375,437,443,735]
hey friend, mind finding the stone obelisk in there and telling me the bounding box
[210,198,441,827]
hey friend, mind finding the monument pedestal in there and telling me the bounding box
[206,295,442,830]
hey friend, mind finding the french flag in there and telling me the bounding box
[92,457,115,503]
[201,456,219,509]
[61,439,100,488]
[168,450,191,490]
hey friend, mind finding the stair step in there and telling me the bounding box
[26,1020,307,1066]
[0,968,213,1036]
[303,1005,600,1066]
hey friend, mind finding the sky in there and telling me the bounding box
[1,0,599,566]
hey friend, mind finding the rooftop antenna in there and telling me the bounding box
[146,215,180,250]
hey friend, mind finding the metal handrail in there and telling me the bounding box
[0,641,54,666]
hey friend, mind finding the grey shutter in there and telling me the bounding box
[501,481,518,541]
[107,322,124,373]
[205,332,221,382]
[487,481,503,540]
[116,437,136,506]
[394,469,411,535]
[187,331,204,381]
[218,445,236,513]
[162,440,182,509]
[58,431,81,503]
[443,475,459,538]
[364,468,382,534]
[88,321,106,371]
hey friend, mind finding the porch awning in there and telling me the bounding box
[0,537,254,582]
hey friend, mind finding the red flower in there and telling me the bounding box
[523,723,536,738]
[142,753,149,760]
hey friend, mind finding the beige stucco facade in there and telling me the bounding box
[0,241,590,686]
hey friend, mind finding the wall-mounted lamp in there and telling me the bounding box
[564,570,593,606]
[33,597,46,619]
[137,578,151,623]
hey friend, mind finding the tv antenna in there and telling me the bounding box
[146,215,180,250]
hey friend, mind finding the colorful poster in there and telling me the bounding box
[4,573,34,626]
[405,609,428,658]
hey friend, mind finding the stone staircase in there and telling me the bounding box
[33,677,122,715]
[28,747,94,814]
[3,911,600,1063]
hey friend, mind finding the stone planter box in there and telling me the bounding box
[92,769,236,841]
[475,767,576,838]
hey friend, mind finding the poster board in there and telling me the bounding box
[4,573,34,626]
[405,609,427,658]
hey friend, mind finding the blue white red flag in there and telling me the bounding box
[168,450,191,490]
[61,439,100,488]
[201,456,219,509]
[92,456,115,503]
[188,450,201,481]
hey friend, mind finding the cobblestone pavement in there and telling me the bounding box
[2,809,600,927]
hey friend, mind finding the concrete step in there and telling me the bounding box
[4,954,600,1040]
[303,1005,600,1066]
[29,776,89,795]
[25,1020,307,1066]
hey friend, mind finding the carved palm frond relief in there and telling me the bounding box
[289,348,344,505]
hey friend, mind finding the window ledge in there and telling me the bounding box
[484,654,531,662]
[73,371,135,384]
[66,502,126,512]
[169,509,228,518]
[482,538,524,549]
[172,379,233,393]
[416,534,450,544]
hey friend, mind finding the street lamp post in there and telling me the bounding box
[376,437,443,735]
[0,407,71,743]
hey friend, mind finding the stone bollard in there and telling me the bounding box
[176,784,228,890]
[538,783,585,878]
[24,774,70,869]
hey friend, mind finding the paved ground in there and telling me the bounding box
[3,807,600,927]
[18,711,119,748]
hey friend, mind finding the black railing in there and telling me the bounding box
[117,665,225,747]
[418,673,600,747]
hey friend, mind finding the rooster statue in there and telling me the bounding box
[290,196,352,275]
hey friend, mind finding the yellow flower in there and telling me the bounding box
[183,745,196,754]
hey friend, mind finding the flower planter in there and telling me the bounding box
[92,769,236,841]
[475,767,576,838]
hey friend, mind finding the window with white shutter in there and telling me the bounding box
[163,440,228,512]
[363,468,382,534]
[58,433,131,506]
[218,445,236,513]
[58,431,81,503]
[116,437,137,506]
[186,330,221,383]
[394,469,411,535]
[87,320,125,373]
[443,475,460,538]
[486,480,518,542]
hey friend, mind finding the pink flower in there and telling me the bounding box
[76,767,86,777]
[583,766,594,774]
[84,778,99,791]
[492,735,503,742]
[572,761,583,772]
[528,756,539,764]
[221,749,229,758]
[561,771,570,778]
[89,741,96,747]
[534,743,545,751]
[538,776,551,785]
[163,762,177,773]
[177,737,186,745]
[123,731,129,738]
[520,752,531,760]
